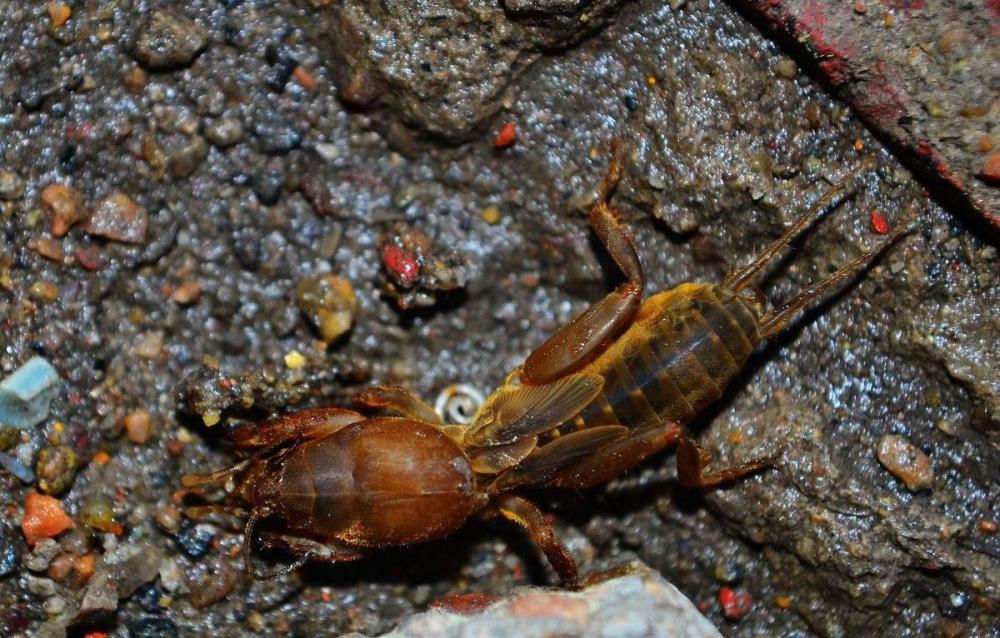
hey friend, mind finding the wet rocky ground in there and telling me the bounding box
[0,1,997,637]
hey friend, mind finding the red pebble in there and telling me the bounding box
[494,122,517,149]
[870,209,889,234]
[382,244,420,284]
[75,244,103,271]
[429,592,502,615]
[719,586,753,620]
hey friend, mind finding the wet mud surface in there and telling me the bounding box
[0,1,998,637]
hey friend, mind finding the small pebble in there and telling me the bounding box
[35,445,79,495]
[43,594,66,616]
[0,169,25,200]
[252,112,303,154]
[284,350,306,369]
[46,552,74,581]
[295,274,357,342]
[25,575,58,597]
[29,280,60,303]
[926,101,946,118]
[171,281,202,305]
[29,237,64,262]
[775,58,797,79]
[977,135,995,153]
[253,169,284,204]
[0,426,19,451]
[0,358,61,428]
[133,331,164,359]
[175,524,215,559]
[187,555,237,608]
[0,452,35,483]
[481,205,502,224]
[135,583,164,612]
[870,210,889,234]
[876,434,933,491]
[123,66,148,93]
[938,29,965,54]
[154,504,182,534]
[804,102,823,129]
[977,152,1000,186]
[494,122,517,149]
[47,2,71,27]
[158,557,183,593]
[163,134,208,179]
[132,10,208,70]
[124,409,153,444]
[204,117,244,148]
[0,526,19,577]
[853,0,866,13]
[718,586,753,620]
[85,192,148,244]
[25,538,60,572]
[76,570,119,621]
[712,557,744,585]
[40,183,84,237]
[79,494,116,533]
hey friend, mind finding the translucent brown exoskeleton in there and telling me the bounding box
[181,142,914,585]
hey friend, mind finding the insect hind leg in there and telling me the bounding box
[676,429,779,489]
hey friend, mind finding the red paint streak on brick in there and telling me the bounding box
[988,0,1000,18]
[879,0,926,12]
[507,593,589,619]
[849,63,908,128]
[429,592,501,614]
[797,1,827,31]
[792,3,858,86]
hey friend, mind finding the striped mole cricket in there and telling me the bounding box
[182,142,913,585]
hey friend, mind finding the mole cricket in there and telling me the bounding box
[182,142,913,585]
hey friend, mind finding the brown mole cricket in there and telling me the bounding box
[182,142,914,586]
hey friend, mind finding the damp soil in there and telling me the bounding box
[0,1,997,637]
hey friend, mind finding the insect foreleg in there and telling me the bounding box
[492,495,579,588]
[229,407,364,450]
[354,384,442,423]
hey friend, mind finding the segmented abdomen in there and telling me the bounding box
[562,284,761,435]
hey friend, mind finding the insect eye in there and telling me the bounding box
[434,383,486,425]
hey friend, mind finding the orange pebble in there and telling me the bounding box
[21,492,73,545]
[92,450,112,465]
[75,553,96,580]
[293,66,316,91]
[47,2,71,27]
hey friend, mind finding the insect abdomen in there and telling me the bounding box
[568,284,762,433]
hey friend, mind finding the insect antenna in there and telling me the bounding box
[724,161,868,292]
[759,206,917,337]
